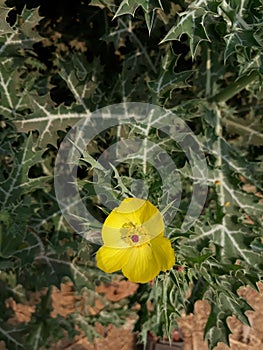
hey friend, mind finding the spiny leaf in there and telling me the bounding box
[24,255,98,290]
[0,6,45,124]
[204,302,232,349]
[148,48,193,96]
[204,286,253,349]
[0,67,30,118]
[0,0,14,35]
[222,115,263,147]
[114,0,142,17]
[182,262,256,349]
[224,30,261,62]
[219,0,263,62]
[0,7,43,59]
[19,7,43,40]
[14,95,89,148]
[114,0,163,33]
[216,138,262,191]
[184,217,262,268]
[18,255,73,290]
[0,206,40,263]
[58,54,100,111]
[148,61,193,95]
[14,54,105,147]
[160,0,215,57]
[0,134,49,209]
[0,324,25,349]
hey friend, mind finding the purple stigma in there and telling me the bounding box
[131,234,139,243]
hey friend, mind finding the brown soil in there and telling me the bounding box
[178,282,263,350]
[2,282,263,350]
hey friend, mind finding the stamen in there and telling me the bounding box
[120,222,150,246]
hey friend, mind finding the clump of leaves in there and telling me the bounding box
[0,0,263,349]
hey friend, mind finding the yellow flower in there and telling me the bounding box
[96,198,175,283]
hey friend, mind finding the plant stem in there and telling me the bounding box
[209,70,259,103]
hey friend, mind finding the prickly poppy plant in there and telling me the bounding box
[0,0,263,349]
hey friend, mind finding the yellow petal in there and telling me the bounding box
[122,243,160,283]
[141,211,164,239]
[102,198,164,248]
[121,234,175,283]
[105,198,152,229]
[151,234,175,271]
[96,246,130,273]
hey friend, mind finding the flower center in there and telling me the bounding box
[120,222,150,247]
[131,234,139,242]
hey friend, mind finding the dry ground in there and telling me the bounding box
[1,281,263,350]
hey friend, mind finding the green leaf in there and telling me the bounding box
[219,0,263,65]
[0,67,29,119]
[0,6,45,124]
[114,0,163,33]
[204,302,232,349]
[0,7,43,57]
[114,0,141,17]
[222,114,263,147]
[250,237,263,253]
[0,323,25,349]
[19,7,43,40]
[0,0,14,35]
[148,47,193,100]
[0,134,49,209]
[58,54,100,109]
[14,54,104,147]
[224,30,261,61]
[148,70,193,95]
[204,287,253,349]
[160,1,213,57]
[13,94,87,148]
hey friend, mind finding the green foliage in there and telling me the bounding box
[114,0,164,33]
[0,0,262,349]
